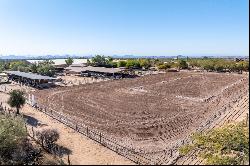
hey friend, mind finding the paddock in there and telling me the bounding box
[33,72,249,155]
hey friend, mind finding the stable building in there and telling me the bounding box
[4,71,57,89]
[65,66,127,79]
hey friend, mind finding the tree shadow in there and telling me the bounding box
[23,115,39,127]
[51,144,72,157]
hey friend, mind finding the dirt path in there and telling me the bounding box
[0,92,133,165]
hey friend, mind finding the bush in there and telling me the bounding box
[139,59,151,69]
[106,61,118,68]
[157,64,170,70]
[187,58,249,72]
[36,129,59,151]
[126,59,141,69]
[0,115,39,165]
[179,122,249,165]
[177,60,188,69]
[117,60,127,67]
[65,57,74,66]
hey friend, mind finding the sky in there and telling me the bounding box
[0,0,249,57]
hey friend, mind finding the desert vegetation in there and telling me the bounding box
[179,121,249,165]
[0,57,249,76]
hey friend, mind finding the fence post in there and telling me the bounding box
[75,124,78,131]
[41,137,44,148]
[68,154,71,165]
[100,133,102,143]
[87,127,89,136]
[32,126,35,138]
[25,123,28,133]
[246,113,249,127]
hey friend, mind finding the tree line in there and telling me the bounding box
[0,56,249,76]
[0,60,56,77]
[188,58,249,73]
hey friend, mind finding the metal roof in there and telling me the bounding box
[4,71,57,80]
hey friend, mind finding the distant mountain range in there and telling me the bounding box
[0,54,248,60]
[0,55,86,60]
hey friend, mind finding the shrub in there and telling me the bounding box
[179,122,249,165]
[36,129,59,151]
[0,115,39,165]
[65,57,74,66]
[117,60,127,67]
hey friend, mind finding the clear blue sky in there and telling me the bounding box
[0,0,249,56]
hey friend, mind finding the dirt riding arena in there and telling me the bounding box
[33,72,249,163]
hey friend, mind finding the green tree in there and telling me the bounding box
[107,61,118,68]
[107,56,113,62]
[30,63,38,73]
[9,61,29,71]
[177,60,188,69]
[37,60,55,77]
[0,64,4,72]
[65,57,74,66]
[7,90,26,115]
[139,59,151,69]
[157,63,171,70]
[242,61,249,71]
[126,59,140,69]
[91,55,108,67]
[179,122,249,165]
[117,60,127,67]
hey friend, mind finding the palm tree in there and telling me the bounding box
[7,90,26,115]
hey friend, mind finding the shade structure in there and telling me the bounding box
[4,71,57,80]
